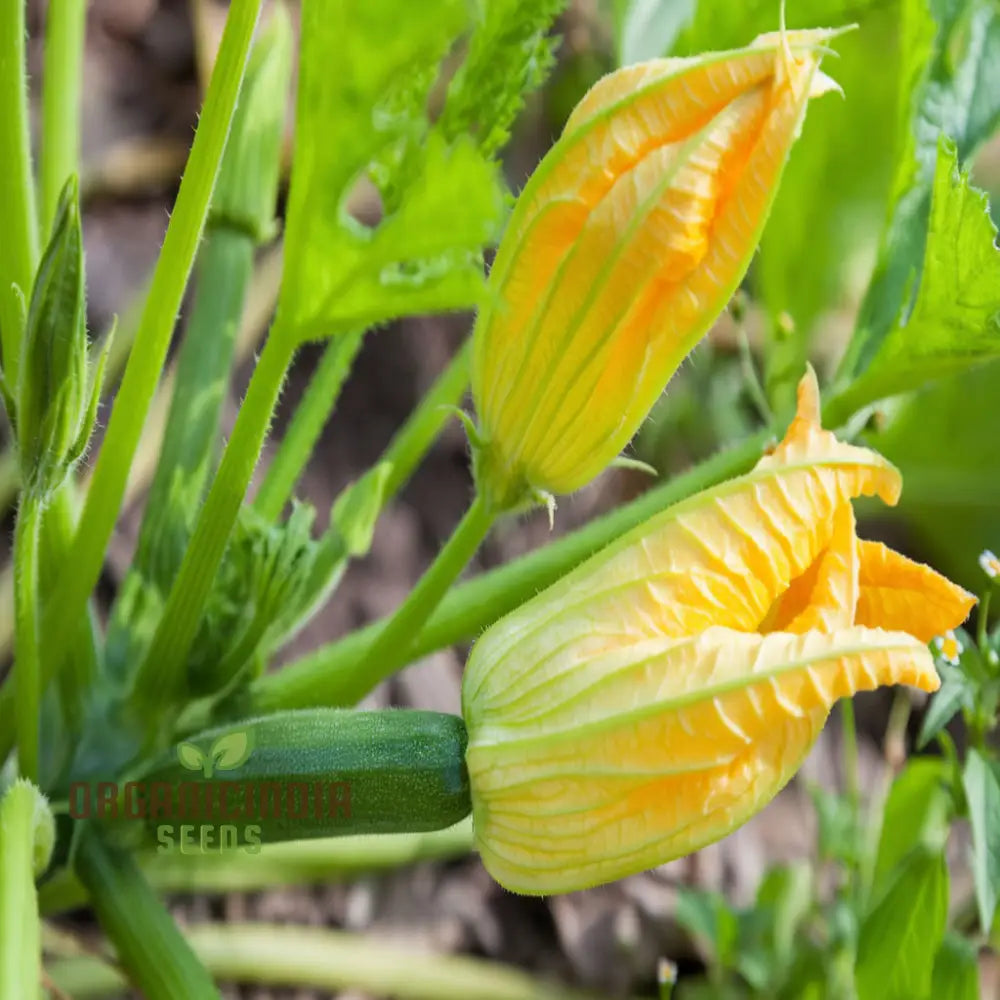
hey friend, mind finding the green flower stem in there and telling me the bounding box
[14,492,43,783]
[0,781,53,1000]
[840,697,861,885]
[49,922,622,1000]
[74,823,219,999]
[41,0,87,237]
[41,483,99,734]
[40,819,473,915]
[132,329,297,706]
[254,328,366,521]
[0,0,262,762]
[379,338,470,502]
[249,430,768,714]
[345,492,495,697]
[0,0,39,382]
[133,226,256,588]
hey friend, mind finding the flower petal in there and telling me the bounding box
[464,370,900,723]
[761,502,859,633]
[856,540,976,642]
[468,626,936,894]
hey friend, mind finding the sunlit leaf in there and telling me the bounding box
[855,848,948,1000]
[833,0,1000,415]
[833,139,1000,414]
[872,758,952,895]
[278,0,506,341]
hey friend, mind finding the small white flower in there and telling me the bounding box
[934,630,962,666]
[979,550,1000,581]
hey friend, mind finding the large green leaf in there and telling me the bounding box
[831,138,1000,417]
[855,848,948,1000]
[962,748,1000,933]
[872,758,952,899]
[278,0,506,341]
[832,0,1000,416]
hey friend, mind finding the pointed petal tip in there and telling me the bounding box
[796,365,821,423]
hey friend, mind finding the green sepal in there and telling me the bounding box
[16,176,90,494]
[610,455,659,477]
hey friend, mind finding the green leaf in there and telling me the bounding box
[918,662,976,748]
[962,748,1000,933]
[873,759,952,897]
[210,730,253,771]
[808,782,861,867]
[833,138,1000,414]
[441,0,567,155]
[833,0,1000,418]
[278,0,507,342]
[930,933,980,1000]
[675,889,739,971]
[754,863,814,974]
[855,848,948,1000]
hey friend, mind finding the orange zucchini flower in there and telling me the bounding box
[463,369,974,894]
[471,29,844,509]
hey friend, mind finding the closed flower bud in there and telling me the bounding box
[14,178,107,495]
[463,368,974,894]
[471,29,844,509]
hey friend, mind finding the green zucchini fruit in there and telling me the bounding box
[73,709,470,850]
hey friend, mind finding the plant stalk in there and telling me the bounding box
[73,823,220,1000]
[49,922,619,1000]
[0,781,52,1000]
[345,492,495,696]
[254,328,365,520]
[133,226,256,590]
[379,338,470,501]
[132,329,297,706]
[0,0,39,382]
[41,0,87,237]
[14,492,43,782]
[40,819,474,915]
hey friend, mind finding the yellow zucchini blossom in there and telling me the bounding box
[471,28,844,508]
[463,369,974,894]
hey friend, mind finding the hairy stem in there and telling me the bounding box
[132,330,297,706]
[345,493,495,697]
[254,329,365,521]
[14,493,43,782]
[0,0,263,762]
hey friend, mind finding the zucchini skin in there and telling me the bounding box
[85,710,470,847]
